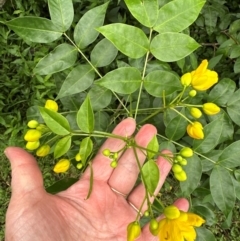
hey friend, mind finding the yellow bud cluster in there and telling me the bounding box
[25,119,50,157]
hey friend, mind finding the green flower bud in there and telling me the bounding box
[102,149,111,157]
[176,155,183,162]
[144,211,149,217]
[110,160,118,168]
[127,221,141,241]
[189,90,197,97]
[27,120,39,128]
[36,144,50,157]
[174,170,187,181]
[179,158,187,166]
[76,162,83,169]
[113,152,118,159]
[36,124,49,133]
[26,141,40,150]
[24,129,42,142]
[164,205,180,219]
[172,164,183,174]
[180,147,193,158]
[53,159,70,173]
[149,219,159,236]
[75,153,82,162]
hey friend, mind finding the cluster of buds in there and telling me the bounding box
[180,60,221,140]
[102,148,119,168]
[24,99,58,156]
[24,99,73,175]
[172,147,193,181]
[24,120,50,155]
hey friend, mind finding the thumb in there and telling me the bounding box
[5,147,44,196]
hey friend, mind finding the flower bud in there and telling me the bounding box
[102,149,111,157]
[36,144,50,157]
[45,99,58,112]
[172,164,183,174]
[27,120,39,128]
[187,121,204,139]
[189,90,197,97]
[24,129,42,142]
[202,103,220,115]
[36,124,49,133]
[176,155,183,162]
[179,158,187,166]
[164,205,180,219]
[110,160,118,168]
[180,147,193,158]
[144,211,149,217]
[174,170,187,181]
[76,162,83,169]
[181,73,192,86]
[113,152,118,159]
[26,141,40,150]
[75,153,82,162]
[127,221,141,241]
[190,107,202,119]
[53,159,70,173]
[149,219,159,236]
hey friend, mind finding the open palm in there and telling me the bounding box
[5,118,188,241]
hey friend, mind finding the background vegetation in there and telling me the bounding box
[0,0,240,240]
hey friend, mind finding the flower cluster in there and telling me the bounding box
[172,147,193,181]
[180,60,221,140]
[24,99,71,174]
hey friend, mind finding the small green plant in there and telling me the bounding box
[2,0,240,240]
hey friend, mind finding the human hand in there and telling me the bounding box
[5,118,189,241]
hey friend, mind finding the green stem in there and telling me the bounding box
[137,107,165,125]
[134,28,153,119]
[170,107,193,124]
[64,33,102,78]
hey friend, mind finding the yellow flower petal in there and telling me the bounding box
[187,213,205,227]
[191,60,218,91]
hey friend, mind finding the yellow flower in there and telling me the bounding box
[45,99,58,112]
[36,144,51,157]
[187,121,204,140]
[191,59,218,91]
[127,221,141,241]
[24,129,42,142]
[190,107,202,119]
[158,206,205,241]
[53,159,70,173]
[202,103,220,115]
[26,141,40,150]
